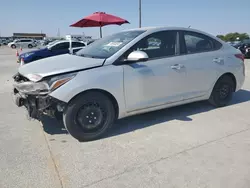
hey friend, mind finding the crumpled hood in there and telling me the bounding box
[18,54,105,78]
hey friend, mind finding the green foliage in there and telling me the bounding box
[216,33,249,42]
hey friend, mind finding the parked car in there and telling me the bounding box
[0,39,8,45]
[12,27,245,141]
[245,47,250,58]
[8,39,36,49]
[233,41,250,54]
[18,40,86,65]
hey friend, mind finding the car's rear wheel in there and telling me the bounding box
[28,44,33,48]
[11,44,16,49]
[209,75,234,107]
[63,92,116,141]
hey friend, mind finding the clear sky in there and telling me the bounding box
[0,0,249,38]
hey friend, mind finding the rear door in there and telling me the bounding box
[179,30,223,99]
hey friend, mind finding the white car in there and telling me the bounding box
[13,27,245,141]
[8,39,36,49]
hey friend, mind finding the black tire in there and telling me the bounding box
[28,44,33,48]
[209,75,234,107]
[63,92,116,141]
[11,44,16,49]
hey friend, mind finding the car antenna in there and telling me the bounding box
[188,25,191,28]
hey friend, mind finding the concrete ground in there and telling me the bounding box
[0,46,250,188]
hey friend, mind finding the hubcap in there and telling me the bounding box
[76,103,105,133]
[219,84,230,99]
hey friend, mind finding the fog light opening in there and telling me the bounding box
[57,104,65,112]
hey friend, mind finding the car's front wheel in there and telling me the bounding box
[11,44,16,49]
[28,44,33,48]
[63,91,116,141]
[209,75,234,107]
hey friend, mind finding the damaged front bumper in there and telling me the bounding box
[12,74,66,120]
[13,89,66,120]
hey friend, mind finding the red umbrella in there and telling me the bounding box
[70,12,129,38]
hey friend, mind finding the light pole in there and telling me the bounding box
[139,0,141,28]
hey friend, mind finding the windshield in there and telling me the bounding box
[76,30,145,59]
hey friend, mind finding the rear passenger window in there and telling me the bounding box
[183,31,221,54]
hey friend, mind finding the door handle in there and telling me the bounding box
[171,64,184,70]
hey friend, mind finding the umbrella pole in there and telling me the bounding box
[100,26,102,38]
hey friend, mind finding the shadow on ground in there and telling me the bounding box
[41,89,250,138]
[42,117,68,135]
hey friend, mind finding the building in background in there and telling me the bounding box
[65,34,92,42]
[13,33,46,40]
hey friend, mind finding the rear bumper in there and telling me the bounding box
[235,69,245,92]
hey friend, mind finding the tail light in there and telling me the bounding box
[235,53,244,62]
[235,53,245,75]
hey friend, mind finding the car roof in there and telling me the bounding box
[48,40,86,48]
[54,40,85,43]
[124,26,220,41]
[17,38,33,40]
[125,26,209,33]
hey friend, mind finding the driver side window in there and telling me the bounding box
[124,31,177,60]
[51,42,69,50]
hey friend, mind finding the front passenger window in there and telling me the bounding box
[131,31,177,59]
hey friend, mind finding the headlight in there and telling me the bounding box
[14,81,49,95]
[47,72,77,91]
[24,52,34,57]
[26,74,43,82]
[14,72,77,95]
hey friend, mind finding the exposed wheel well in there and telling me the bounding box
[217,73,236,91]
[69,89,119,119]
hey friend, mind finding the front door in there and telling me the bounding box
[123,30,187,112]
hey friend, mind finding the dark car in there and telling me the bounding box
[245,47,250,58]
[18,40,86,65]
[233,40,250,55]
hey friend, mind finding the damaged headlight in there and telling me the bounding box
[14,72,77,95]
[14,81,49,95]
[26,74,43,82]
[46,72,77,91]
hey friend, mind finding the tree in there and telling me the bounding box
[216,35,225,41]
[216,32,249,42]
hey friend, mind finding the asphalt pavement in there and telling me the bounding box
[0,46,250,188]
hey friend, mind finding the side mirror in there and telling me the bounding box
[126,51,149,63]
